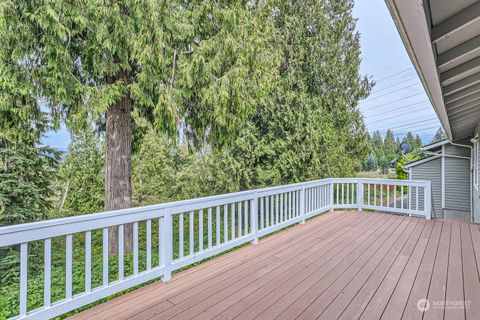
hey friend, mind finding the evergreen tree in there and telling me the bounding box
[371,130,385,163]
[402,132,415,150]
[363,151,378,171]
[431,127,447,143]
[383,129,397,162]
[57,129,104,217]
[132,128,177,206]
[396,136,401,147]
[0,143,59,226]
[414,134,423,149]
[0,108,59,225]
[2,1,279,254]
[210,0,372,188]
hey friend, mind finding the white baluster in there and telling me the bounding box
[118,225,124,279]
[44,238,52,306]
[188,212,194,255]
[199,209,204,251]
[179,213,184,258]
[102,228,108,286]
[147,219,152,269]
[133,222,139,275]
[208,208,212,248]
[20,243,28,317]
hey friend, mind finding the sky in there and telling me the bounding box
[352,0,441,142]
[42,0,442,151]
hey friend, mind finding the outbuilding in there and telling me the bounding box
[403,140,471,221]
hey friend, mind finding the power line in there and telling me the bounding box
[372,125,439,135]
[374,117,438,130]
[370,76,419,94]
[393,126,440,135]
[364,100,428,118]
[361,92,425,109]
[363,83,421,103]
[367,111,433,124]
[375,67,414,83]
[372,118,438,132]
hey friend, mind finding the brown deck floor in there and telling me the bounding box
[70,211,480,320]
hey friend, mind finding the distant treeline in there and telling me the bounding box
[362,127,446,172]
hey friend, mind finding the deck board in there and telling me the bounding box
[69,211,480,320]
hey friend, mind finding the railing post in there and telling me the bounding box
[424,181,432,220]
[300,187,306,224]
[329,181,334,212]
[162,208,173,281]
[357,179,364,212]
[251,194,258,244]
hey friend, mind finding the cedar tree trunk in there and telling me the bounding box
[105,69,133,256]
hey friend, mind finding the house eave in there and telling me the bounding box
[385,0,453,140]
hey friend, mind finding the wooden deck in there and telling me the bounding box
[69,211,480,320]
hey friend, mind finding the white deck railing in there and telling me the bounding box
[0,178,431,319]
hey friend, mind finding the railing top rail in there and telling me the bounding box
[0,177,432,247]
[359,178,431,186]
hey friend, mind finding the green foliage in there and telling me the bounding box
[384,129,397,161]
[206,0,372,189]
[57,129,104,217]
[0,142,59,225]
[1,0,279,147]
[395,153,420,180]
[0,103,60,225]
[132,127,235,204]
[402,132,423,151]
[363,151,378,171]
[362,129,427,173]
[132,128,181,205]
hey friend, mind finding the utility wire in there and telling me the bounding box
[361,92,425,109]
[392,126,440,135]
[372,125,439,135]
[367,110,434,124]
[369,76,419,94]
[372,118,438,132]
[363,83,421,103]
[364,100,428,118]
[375,67,414,83]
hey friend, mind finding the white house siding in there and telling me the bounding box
[444,144,470,158]
[410,158,442,218]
